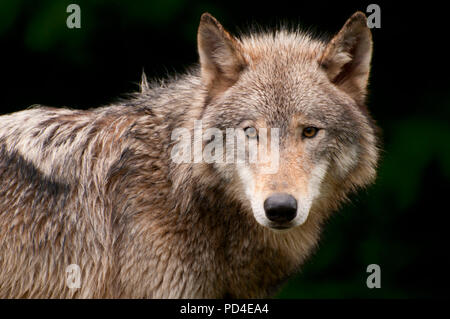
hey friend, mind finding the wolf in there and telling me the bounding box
[0,11,379,298]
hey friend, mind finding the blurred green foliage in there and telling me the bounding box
[1,0,448,298]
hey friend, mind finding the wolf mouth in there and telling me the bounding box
[269,224,292,230]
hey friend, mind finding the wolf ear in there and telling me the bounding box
[319,11,373,105]
[198,13,247,98]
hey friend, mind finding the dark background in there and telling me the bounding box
[1,0,449,298]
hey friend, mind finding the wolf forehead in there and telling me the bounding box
[240,30,327,70]
[202,31,364,131]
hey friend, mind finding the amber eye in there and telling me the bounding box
[244,127,258,139]
[302,127,319,138]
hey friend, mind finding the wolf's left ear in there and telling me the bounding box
[198,13,247,98]
[319,11,373,105]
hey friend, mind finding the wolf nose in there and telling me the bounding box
[264,193,297,223]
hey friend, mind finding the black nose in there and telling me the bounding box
[264,193,297,223]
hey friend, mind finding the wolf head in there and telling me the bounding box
[196,12,379,231]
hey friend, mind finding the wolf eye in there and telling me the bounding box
[244,127,258,139]
[302,127,319,138]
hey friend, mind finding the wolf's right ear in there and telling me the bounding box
[319,11,373,106]
[197,13,247,98]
